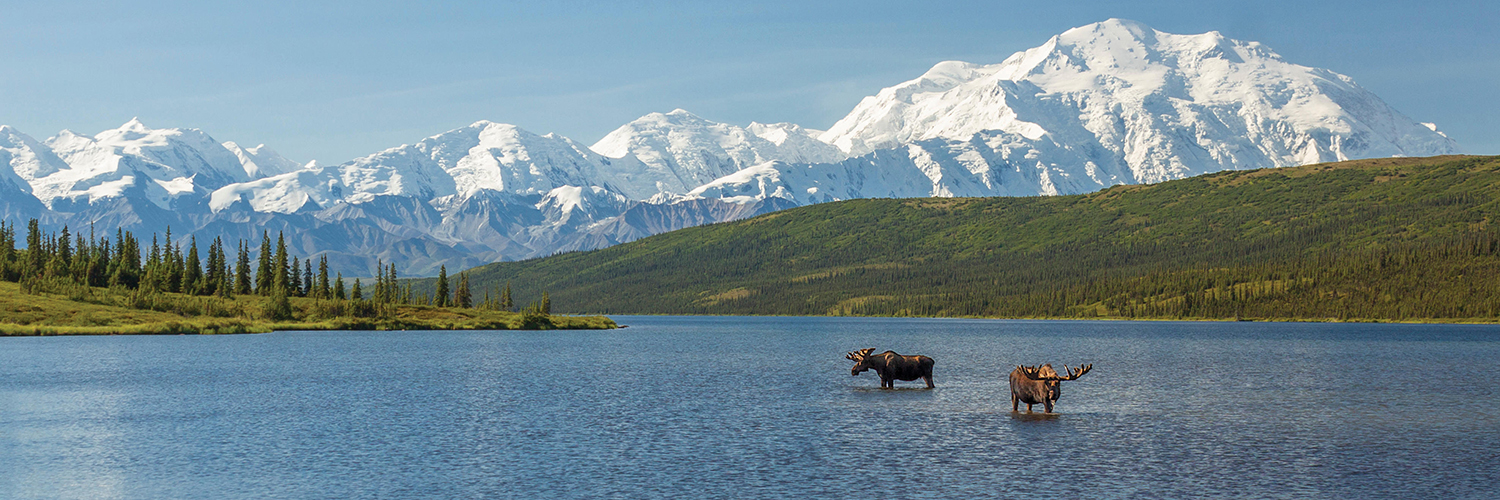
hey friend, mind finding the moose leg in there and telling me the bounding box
[1012,393,1019,412]
[923,375,934,389]
[1044,401,1054,413]
[1026,403,1033,412]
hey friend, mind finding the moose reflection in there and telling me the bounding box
[845,348,935,388]
[1009,363,1092,413]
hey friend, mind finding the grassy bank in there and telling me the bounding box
[0,281,616,336]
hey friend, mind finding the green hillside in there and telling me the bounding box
[435,155,1500,322]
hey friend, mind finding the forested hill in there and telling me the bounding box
[435,155,1500,321]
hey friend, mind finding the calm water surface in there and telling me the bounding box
[2,317,1498,498]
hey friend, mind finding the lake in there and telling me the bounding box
[2,316,1497,498]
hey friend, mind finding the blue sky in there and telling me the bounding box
[3,0,1496,163]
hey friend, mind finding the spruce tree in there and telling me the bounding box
[317,256,330,299]
[235,241,252,295]
[204,238,221,295]
[54,226,72,277]
[273,256,289,294]
[541,291,551,315]
[455,272,472,309]
[216,269,233,299]
[302,260,313,298]
[25,219,42,278]
[351,278,363,301]
[164,229,183,294]
[373,259,386,303]
[334,273,346,300]
[184,236,202,295]
[388,264,400,304]
[0,221,12,282]
[501,281,513,311]
[434,266,450,308]
[144,234,161,292]
[273,232,289,295]
[256,232,273,295]
[289,256,303,297]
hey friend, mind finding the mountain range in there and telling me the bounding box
[0,19,1460,276]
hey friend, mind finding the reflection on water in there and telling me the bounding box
[1,317,1498,498]
[1009,411,1061,422]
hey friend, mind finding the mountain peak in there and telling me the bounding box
[468,119,501,129]
[120,117,150,133]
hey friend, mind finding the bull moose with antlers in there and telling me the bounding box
[1008,363,1092,413]
[846,348,935,388]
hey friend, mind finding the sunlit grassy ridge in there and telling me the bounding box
[0,280,615,335]
[440,155,1500,322]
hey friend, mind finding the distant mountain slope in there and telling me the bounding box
[439,156,1500,321]
[591,109,846,198]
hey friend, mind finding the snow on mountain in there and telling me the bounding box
[819,19,1461,186]
[0,125,60,195]
[590,109,846,198]
[688,130,1111,205]
[209,169,339,214]
[223,142,305,178]
[212,120,631,213]
[25,119,253,209]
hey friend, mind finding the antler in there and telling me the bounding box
[1017,363,1092,381]
[1062,364,1092,380]
[1016,364,1042,378]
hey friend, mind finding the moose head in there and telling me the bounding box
[845,348,877,376]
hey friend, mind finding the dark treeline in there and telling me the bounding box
[0,219,521,314]
[740,230,1500,320]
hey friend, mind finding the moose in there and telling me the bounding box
[1008,363,1092,413]
[845,348,935,388]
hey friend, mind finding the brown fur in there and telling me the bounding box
[1009,363,1092,413]
[846,348,935,388]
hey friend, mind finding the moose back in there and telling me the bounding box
[846,348,935,388]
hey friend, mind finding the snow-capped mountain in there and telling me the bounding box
[818,19,1458,185]
[212,120,630,214]
[591,109,846,198]
[0,19,1465,276]
[19,119,254,211]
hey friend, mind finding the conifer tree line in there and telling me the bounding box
[0,218,530,310]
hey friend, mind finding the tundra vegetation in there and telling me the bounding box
[442,155,1500,322]
[0,222,611,335]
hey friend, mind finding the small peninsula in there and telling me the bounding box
[0,280,615,335]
